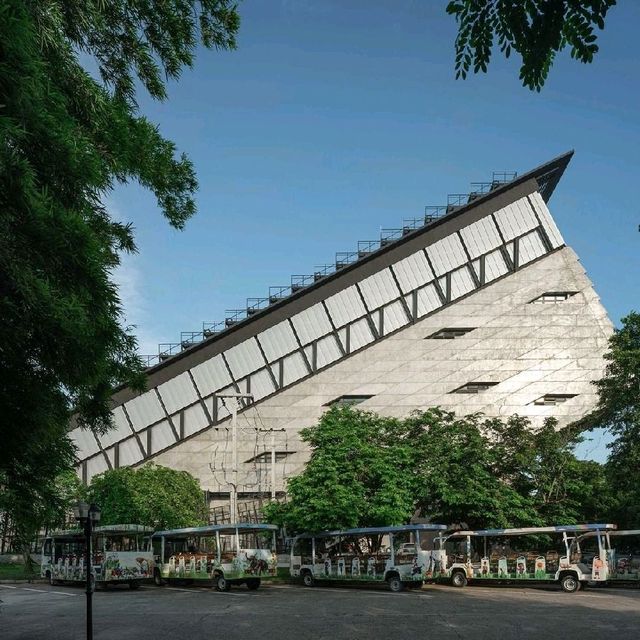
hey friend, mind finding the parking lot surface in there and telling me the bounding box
[1,581,639,640]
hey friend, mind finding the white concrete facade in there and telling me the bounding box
[148,246,612,494]
[68,153,613,501]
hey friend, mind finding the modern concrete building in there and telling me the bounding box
[69,151,612,513]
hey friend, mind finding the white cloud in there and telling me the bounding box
[111,255,161,356]
[107,199,163,356]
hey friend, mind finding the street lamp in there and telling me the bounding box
[73,501,101,640]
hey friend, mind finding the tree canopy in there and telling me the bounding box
[447,0,617,91]
[85,464,207,530]
[580,311,640,528]
[0,1,239,549]
[265,406,610,534]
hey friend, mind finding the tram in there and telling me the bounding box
[436,524,617,592]
[290,524,447,592]
[41,524,155,589]
[152,523,278,591]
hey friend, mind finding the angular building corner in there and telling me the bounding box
[69,151,614,509]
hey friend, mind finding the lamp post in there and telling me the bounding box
[73,501,101,640]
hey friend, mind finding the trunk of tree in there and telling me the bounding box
[22,542,34,575]
[18,530,35,575]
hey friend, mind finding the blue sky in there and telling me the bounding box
[109,1,639,462]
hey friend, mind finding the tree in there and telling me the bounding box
[404,410,540,529]
[582,311,640,528]
[264,407,416,534]
[0,1,239,541]
[446,1,617,91]
[486,417,613,524]
[0,432,80,571]
[265,406,607,534]
[85,464,207,529]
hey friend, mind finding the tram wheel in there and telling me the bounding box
[451,571,468,588]
[387,575,405,592]
[302,571,314,587]
[560,574,580,593]
[216,575,231,592]
[246,579,261,590]
[129,580,140,590]
[153,569,165,587]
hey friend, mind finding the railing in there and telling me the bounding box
[291,274,315,292]
[158,343,182,362]
[380,228,404,246]
[357,240,380,258]
[140,354,161,368]
[203,321,225,338]
[147,168,517,367]
[313,264,336,281]
[224,309,247,328]
[268,286,291,304]
[335,251,358,270]
[246,297,270,316]
[180,331,205,350]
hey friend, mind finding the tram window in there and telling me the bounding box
[445,540,468,562]
[43,540,52,556]
[393,531,416,555]
[197,537,217,555]
[294,538,313,564]
[53,541,83,561]
[104,536,137,551]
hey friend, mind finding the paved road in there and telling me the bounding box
[1,581,639,640]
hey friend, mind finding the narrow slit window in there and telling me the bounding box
[532,394,578,406]
[529,291,578,303]
[426,327,476,340]
[450,382,499,394]
[326,395,374,407]
[245,451,293,464]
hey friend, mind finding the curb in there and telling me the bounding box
[0,579,45,584]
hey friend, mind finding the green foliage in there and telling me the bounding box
[405,411,539,529]
[264,407,416,533]
[446,0,616,91]
[266,407,613,534]
[582,312,640,528]
[86,464,207,529]
[0,0,238,550]
[0,430,80,569]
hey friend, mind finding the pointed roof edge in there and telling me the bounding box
[513,149,574,204]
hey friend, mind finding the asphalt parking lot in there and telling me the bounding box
[1,581,639,640]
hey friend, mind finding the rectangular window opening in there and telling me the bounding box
[532,394,578,406]
[325,394,374,407]
[450,382,499,394]
[245,451,293,464]
[426,327,476,340]
[529,291,578,303]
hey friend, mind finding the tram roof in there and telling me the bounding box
[577,529,640,541]
[47,523,154,539]
[153,523,278,537]
[294,524,448,540]
[447,524,617,538]
[95,524,155,534]
[46,528,84,540]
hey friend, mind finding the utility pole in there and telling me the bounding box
[270,429,276,500]
[213,392,253,524]
[256,427,286,500]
